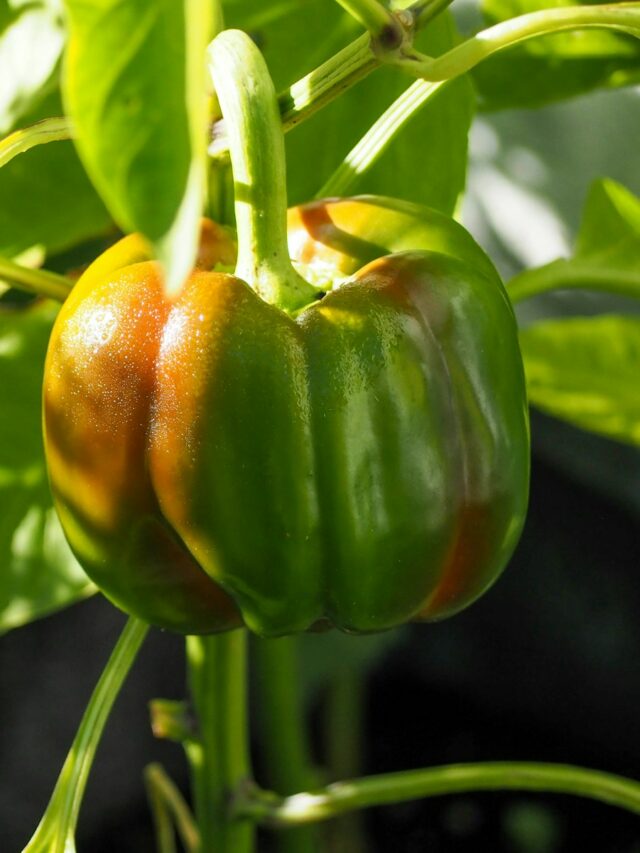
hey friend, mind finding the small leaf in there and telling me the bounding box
[0,0,65,134]
[474,0,640,110]
[63,0,212,292]
[575,177,640,261]
[520,315,640,445]
[0,301,94,633]
[508,179,640,303]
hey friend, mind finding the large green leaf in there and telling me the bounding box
[63,0,212,292]
[0,0,65,134]
[0,301,94,633]
[225,0,473,214]
[520,315,640,445]
[474,0,640,110]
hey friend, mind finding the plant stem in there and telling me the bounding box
[0,116,73,168]
[24,617,149,853]
[411,4,640,80]
[207,29,317,312]
[235,761,640,826]
[0,256,72,301]
[254,636,318,853]
[325,667,367,853]
[186,631,254,853]
[508,260,640,304]
[6,3,640,180]
[317,78,447,197]
[145,763,200,853]
[334,0,404,44]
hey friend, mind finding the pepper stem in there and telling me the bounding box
[207,30,317,313]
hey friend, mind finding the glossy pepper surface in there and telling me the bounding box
[43,196,529,637]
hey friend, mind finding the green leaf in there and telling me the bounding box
[508,179,640,303]
[474,0,640,110]
[575,177,640,259]
[0,301,94,633]
[63,0,212,293]
[225,1,473,214]
[0,110,112,261]
[0,0,65,134]
[520,315,640,445]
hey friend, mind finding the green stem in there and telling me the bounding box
[410,3,640,80]
[508,260,640,304]
[235,762,640,826]
[0,116,73,168]
[207,29,317,312]
[186,631,254,853]
[144,763,200,853]
[413,0,457,27]
[24,617,149,853]
[209,0,448,160]
[325,667,367,853]
[334,0,404,44]
[254,637,318,853]
[317,78,447,197]
[0,256,72,301]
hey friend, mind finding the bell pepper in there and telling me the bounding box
[42,31,529,637]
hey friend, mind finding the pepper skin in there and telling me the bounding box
[43,196,529,636]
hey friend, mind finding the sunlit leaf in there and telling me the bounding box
[508,179,640,303]
[0,0,65,134]
[521,315,640,445]
[63,0,212,292]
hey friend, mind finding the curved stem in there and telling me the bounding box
[508,260,640,304]
[235,761,640,827]
[144,763,200,853]
[24,617,149,853]
[207,29,317,312]
[411,4,640,81]
[0,256,72,302]
[254,637,318,853]
[317,78,447,197]
[186,631,254,853]
[0,117,73,168]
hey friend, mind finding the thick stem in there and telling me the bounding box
[24,617,149,853]
[254,637,318,853]
[0,256,72,302]
[235,761,640,826]
[207,30,317,313]
[186,631,254,853]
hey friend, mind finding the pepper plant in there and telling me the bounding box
[1,0,640,851]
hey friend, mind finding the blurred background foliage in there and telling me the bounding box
[1,0,639,850]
